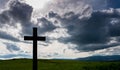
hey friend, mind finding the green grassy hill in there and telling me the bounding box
[0,59,120,70]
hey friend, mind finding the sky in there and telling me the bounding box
[0,0,120,60]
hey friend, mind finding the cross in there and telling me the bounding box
[24,27,46,70]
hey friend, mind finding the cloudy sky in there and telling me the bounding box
[0,0,120,60]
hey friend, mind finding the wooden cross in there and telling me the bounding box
[24,27,46,70]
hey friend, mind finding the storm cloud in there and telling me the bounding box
[0,0,33,41]
[0,0,33,25]
[1,0,120,59]
[0,0,57,41]
[47,8,120,51]
[1,0,120,52]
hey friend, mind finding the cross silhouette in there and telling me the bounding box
[24,27,46,70]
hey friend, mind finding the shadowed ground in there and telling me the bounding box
[0,59,120,70]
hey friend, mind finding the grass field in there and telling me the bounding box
[0,59,120,70]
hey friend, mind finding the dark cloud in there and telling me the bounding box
[22,17,57,37]
[0,0,57,42]
[76,43,120,51]
[69,0,120,10]
[1,0,120,53]
[37,17,56,34]
[109,19,120,37]
[0,0,33,25]
[107,0,120,9]
[48,11,59,18]
[8,1,56,35]
[48,9,120,51]
[0,11,11,25]
[0,54,30,59]
[84,0,120,10]
[0,0,33,40]
[9,0,33,23]
[4,43,20,52]
[0,31,19,41]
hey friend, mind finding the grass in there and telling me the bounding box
[0,59,120,70]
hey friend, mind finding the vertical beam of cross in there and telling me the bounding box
[24,27,46,70]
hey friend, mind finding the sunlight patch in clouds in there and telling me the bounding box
[25,0,51,10]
